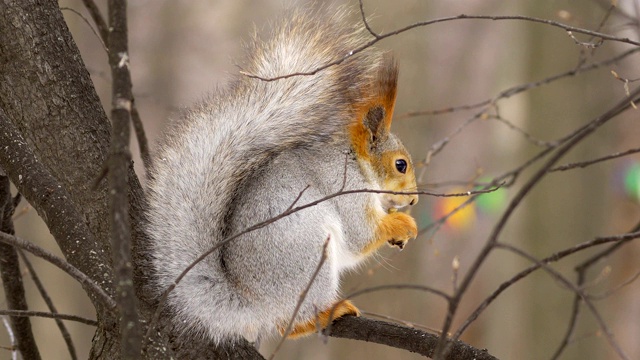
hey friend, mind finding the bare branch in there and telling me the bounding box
[269,236,330,359]
[434,87,640,358]
[0,109,114,311]
[130,101,152,176]
[241,14,640,82]
[60,7,107,53]
[18,251,77,360]
[552,220,640,359]
[0,175,41,360]
[550,147,640,172]
[1,316,17,360]
[81,0,109,43]
[0,232,116,311]
[588,269,640,300]
[326,316,498,360]
[360,310,441,334]
[398,47,640,120]
[357,0,379,38]
[0,310,97,327]
[347,283,451,305]
[107,1,142,357]
[496,243,629,360]
[456,230,640,338]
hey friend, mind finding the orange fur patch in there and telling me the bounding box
[348,56,399,159]
[361,206,418,256]
[283,300,360,338]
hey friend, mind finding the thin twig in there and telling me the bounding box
[455,230,640,338]
[588,269,640,300]
[0,175,41,360]
[0,232,116,310]
[1,316,17,360]
[552,220,640,359]
[490,114,554,147]
[284,185,311,213]
[550,147,640,172]
[398,47,640,120]
[434,87,640,359]
[18,250,77,360]
[143,184,489,348]
[81,0,109,43]
[0,310,97,327]
[345,283,450,303]
[358,0,379,38]
[496,243,629,360]
[269,236,330,360]
[79,0,152,178]
[131,101,152,175]
[59,7,107,53]
[242,13,640,82]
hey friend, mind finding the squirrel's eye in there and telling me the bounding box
[395,159,407,174]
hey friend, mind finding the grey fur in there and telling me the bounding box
[146,9,411,343]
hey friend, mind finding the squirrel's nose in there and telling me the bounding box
[409,195,418,206]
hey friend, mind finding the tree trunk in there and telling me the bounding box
[0,1,263,358]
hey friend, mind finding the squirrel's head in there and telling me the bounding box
[363,110,419,212]
[349,57,419,212]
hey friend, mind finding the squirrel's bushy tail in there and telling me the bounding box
[146,8,385,341]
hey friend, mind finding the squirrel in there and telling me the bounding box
[145,8,419,345]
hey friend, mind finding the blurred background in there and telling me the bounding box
[4,0,639,359]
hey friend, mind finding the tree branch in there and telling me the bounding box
[242,8,640,82]
[0,310,98,327]
[270,237,331,358]
[81,0,108,44]
[18,250,78,360]
[0,232,116,311]
[327,316,497,360]
[434,86,640,358]
[0,0,115,312]
[456,230,640,338]
[552,220,640,359]
[107,1,142,357]
[549,147,640,172]
[0,110,116,312]
[0,174,41,360]
[496,243,629,359]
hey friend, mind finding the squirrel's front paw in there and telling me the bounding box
[386,212,418,250]
[363,211,418,255]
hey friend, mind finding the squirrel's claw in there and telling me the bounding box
[385,213,418,250]
[388,238,406,250]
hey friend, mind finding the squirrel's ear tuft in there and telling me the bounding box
[363,55,398,144]
[376,54,399,132]
[349,54,399,158]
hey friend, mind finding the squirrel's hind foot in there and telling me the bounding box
[280,300,360,339]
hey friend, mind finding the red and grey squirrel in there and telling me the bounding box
[146,8,419,344]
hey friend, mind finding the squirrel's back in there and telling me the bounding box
[148,8,379,249]
[146,8,417,343]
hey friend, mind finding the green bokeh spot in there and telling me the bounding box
[476,189,507,214]
[624,163,640,201]
[475,177,507,214]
